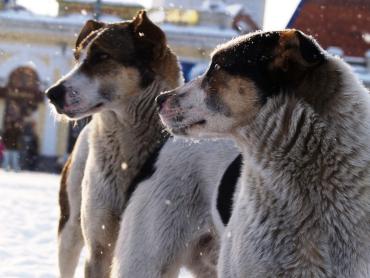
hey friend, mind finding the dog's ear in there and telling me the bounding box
[75,20,106,50]
[131,10,166,61]
[270,29,325,72]
[295,30,325,64]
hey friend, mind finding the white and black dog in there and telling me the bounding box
[158,30,370,277]
[46,11,240,278]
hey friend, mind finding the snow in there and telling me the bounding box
[0,170,193,277]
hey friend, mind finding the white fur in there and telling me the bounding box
[112,138,239,277]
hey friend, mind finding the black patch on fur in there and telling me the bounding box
[296,30,325,65]
[211,31,326,104]
[78,23,160,89]
[217,154,242,224]
[125,134,169,202]
[211,32,281,104]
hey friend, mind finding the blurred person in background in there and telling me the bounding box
[2,101,21,172]
[2,128,21,172]
[0,132,4,166]
[19,121,39,171]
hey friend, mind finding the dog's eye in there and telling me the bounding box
[97,53,110,60]
[214,64,221,70]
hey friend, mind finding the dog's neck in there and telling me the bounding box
[88,77,172,194]
[235,56,370,190]
[236,96,327,166]
[239,57,370,150]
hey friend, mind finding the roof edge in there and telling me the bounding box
[286,0,306,28]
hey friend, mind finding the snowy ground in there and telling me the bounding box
[0,170,192,278]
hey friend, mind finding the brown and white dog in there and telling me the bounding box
[158,30,370,277]
[46,11,240,278]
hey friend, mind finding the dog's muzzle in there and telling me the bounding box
[156,93,169,110]
[45,83,66,109]
[156,90,178,112]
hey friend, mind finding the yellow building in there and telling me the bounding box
[57,0,143,18]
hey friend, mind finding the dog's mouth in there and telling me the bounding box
[61,102,105,119]
[166,118,207,135]
[93,102,104,109]
[186,119,206,128]
[159,107,206,133]
[169,120,206,136]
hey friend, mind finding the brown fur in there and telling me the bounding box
[204,69,260,131]
[58,155,72,234]
[272,29,314,70]
[75,20,106,52]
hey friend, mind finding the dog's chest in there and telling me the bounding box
[233,154,370,276]
[87,126,147,199]
[101,131,140,174]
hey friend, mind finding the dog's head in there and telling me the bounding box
[157,29,326,137]
[46,10,170,119]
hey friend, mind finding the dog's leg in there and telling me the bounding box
[81,165,120,278]
[58,157,85,278]
[58,163,83,278]
[58,125,90,278]
[183,233,220,278]
[58,213,84,278]
[82,205,120,278]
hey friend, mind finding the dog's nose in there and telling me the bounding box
[156,92,172,110]
[45,83,66,108]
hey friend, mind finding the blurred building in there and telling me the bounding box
[58,0,143,18]
[0,0,262,171]
[288,0,370,88]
